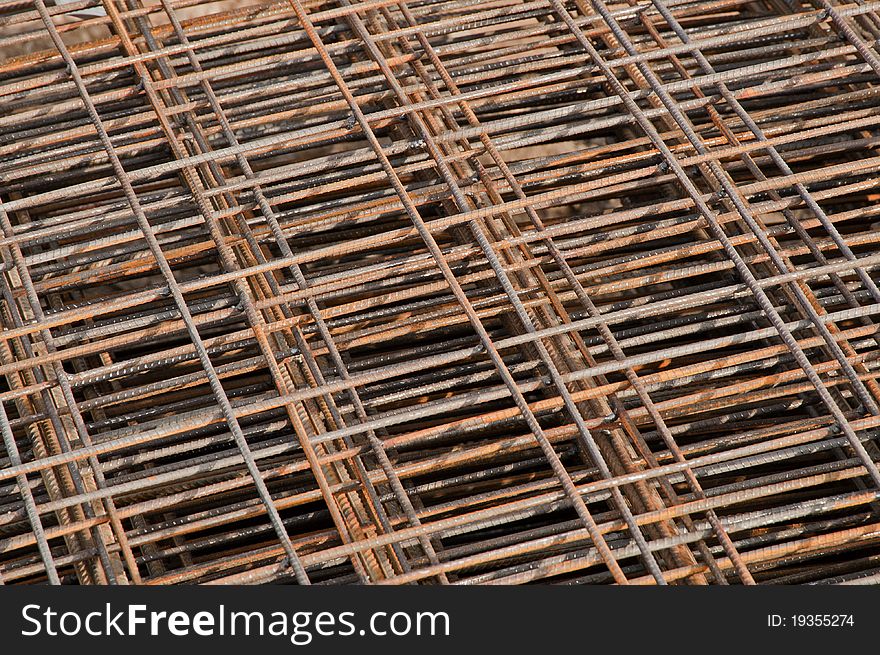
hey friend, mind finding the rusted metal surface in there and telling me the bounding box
[0,0,879,585]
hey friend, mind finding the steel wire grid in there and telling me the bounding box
[0,0,879,585]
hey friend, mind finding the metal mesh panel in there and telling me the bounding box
[1,0,879,584]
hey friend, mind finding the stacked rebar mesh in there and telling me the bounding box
[0,0,879,585]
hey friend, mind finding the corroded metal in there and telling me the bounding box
[0,0,879,585]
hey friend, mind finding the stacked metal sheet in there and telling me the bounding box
[1,0,879,585]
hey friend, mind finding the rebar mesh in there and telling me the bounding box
[1,0,879,585]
